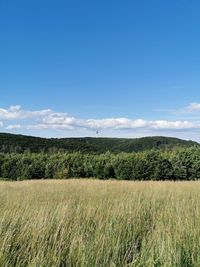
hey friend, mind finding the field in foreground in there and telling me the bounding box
[1,180,200,266]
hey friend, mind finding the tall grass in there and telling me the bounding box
[0,180,200,266]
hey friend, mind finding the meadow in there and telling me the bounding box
[0,180,200,267]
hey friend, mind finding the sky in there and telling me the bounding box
[1,0,200,140]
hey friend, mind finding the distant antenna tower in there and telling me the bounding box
[96,130,100,138]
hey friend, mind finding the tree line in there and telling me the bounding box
[1,147,200,181]
[0,133,197,153]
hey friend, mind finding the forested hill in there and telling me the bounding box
[0,133,198,153]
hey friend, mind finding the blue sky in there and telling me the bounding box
[1,0,200,140]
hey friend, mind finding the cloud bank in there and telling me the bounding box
[1,104,200,135]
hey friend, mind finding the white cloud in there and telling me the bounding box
[85,118,148,129]
[186,102,200,112]
[26,123,75,130]
[26,118,200,131]
[0,105,52,120]
[6,124,21,130]
[2,104,200,134]
[159,102,200,117]
[151,120,196,130]
[41,112,77,126]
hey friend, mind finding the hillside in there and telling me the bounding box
[0,133,198,153]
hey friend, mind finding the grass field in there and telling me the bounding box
[0,180,200,266]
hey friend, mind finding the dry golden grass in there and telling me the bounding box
[0,179,200,266]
